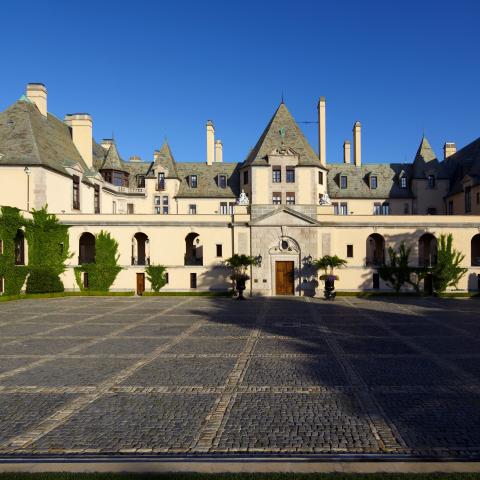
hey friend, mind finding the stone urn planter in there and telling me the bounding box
[320,274,338,300]
[235,274,248,300]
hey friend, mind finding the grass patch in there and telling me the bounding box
[0,472,477,479]
[0,291,135,302]
[143,291,231,297]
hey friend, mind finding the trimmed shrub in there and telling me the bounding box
[26,267,64,293]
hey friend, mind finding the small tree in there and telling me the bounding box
[378,242,412,292]
[146,264,168,292]
[432,233,467,293]
[313,255,347,280]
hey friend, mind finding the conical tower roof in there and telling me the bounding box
[153,141,178,178]
[100,141,124,171]
[413,135,439,178]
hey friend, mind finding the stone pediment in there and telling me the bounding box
[268,146,299,156]
[250,206,318,226]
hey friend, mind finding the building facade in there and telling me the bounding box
[1,83,480,294]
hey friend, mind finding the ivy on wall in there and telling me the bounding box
[145,264,168,292]
[24,207,72,293]
[0,206,71,295]
[74,230,122,292]
[0,206,28,295]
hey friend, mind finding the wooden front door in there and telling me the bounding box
[136,272,145,295]
[275,261,295,295]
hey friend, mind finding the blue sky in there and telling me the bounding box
[1,0,479,165]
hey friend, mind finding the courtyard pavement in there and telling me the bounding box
[0,295,479,457]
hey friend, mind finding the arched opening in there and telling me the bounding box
[79,232,95,264]
[418,233,437,267]
[185,232,203,266]
[14,229,25,265]
[366,233,385,267]
[471,234,480,266]
[132,232,150,265]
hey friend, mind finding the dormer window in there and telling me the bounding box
[190,175,198,188]
[400,176,407,189]
[137,175,145,188]
[219,174,227,189]
[427,175,435,189]
[370,175,378,189]
[340,175,348,189]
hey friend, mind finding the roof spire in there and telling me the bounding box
[281,92,284,104]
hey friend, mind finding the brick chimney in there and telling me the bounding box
[317,97,326,166]
[343,140,351,164]
[215,139,223,163]
[353,121,362,167]
[26,83,47,117]
[206,120,215,165]
[64,114,93,168]
[444,142,456,159]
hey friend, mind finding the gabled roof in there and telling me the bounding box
[0,99,91,176]
[327,163,414,199]
[175,162,240,198]
[152,141,178,178]
[241,103,321,168]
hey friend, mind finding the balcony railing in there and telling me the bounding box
[131,256,150,266]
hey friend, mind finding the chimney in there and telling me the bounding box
[215,139,223,163]
[206,120,215,165]
[343,140,351,164]
[26,83,47,117]
[317,97,326,166]
[64,113,93,168]
[353,121,362,167]
[444,142,456,159]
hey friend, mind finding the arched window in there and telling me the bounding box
[471,234,480,266]
[79,232,95,264]
[418,233,437,267]
[366,234,385,267]
[132,233,150,265]
[14,229,25,265]
[185,233,203,266]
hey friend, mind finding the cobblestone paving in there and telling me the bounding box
[0,295,479,456]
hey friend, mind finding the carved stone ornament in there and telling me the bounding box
[237,189,250,205]
[319,193,331,205]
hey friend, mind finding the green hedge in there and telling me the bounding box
[26,267,64,293]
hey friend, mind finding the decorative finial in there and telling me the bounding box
[281,92,284,104]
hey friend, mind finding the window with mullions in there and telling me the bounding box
[400,176,408,189]
[370,175,378,189]
[340,175,348,189]
[189,204,197,215]
[162,196,169,214]
[427,175,436,189]
[286,168,295,183]
[272,192,281,205]
[272,168,281,183]
[190,175,198,188]
[465,186,472,213]
[339,202,348,215]
[219,202,228,214]
[94,185,100,214]
[286,192,295,205]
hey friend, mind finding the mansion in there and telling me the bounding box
[1,83,480,294]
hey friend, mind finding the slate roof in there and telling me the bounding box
[175,162,240,198]
[0,99,91,176]
[412,136,448,179]
[241,103,321,167]
[443,137,480,194]
[150,142,178,178]
[327,163,414,199]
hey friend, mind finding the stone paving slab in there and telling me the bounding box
[0,295,479,457]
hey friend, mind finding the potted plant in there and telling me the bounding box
[313,255,347,299]
[223,254,258,300]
